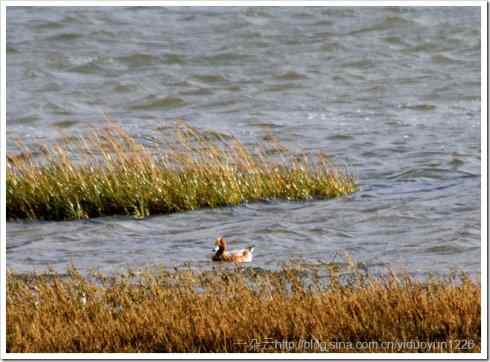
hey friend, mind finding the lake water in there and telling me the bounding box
[6,6,482,276]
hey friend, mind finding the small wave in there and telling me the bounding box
[401,104,436,111]
[198,99,238,110]
[6,46,18,54]
[341,59,373,69]
[69,63,100,74]
[249,121,284,129]
[347,15,414,36]
[383,36,404,45]
[180,88,214,96]
[402,42,441,54]
[47,32,83,41]
[164,54,186,65]
[388,167,476,181]
[117,53,159,67]
[33,21,65,31]
[273,71,307,81]
[431,54,459,65]
[91,30,116,40]
[264,84,304,92]
[193,74,227,83]
[45,102,72,116]
[328,133,353,140]
[225,85,241,92]
[312,20,334,27]
[448,158,465,167]
[60,15,84,25]
[52,120,79,129]
[424,244,464,256]
[130,96,186,110]
[113,83,136,93]
[15,115,39,125]
[194,52,250,66]
[242,8,273,19]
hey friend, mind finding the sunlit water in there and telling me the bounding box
[7,7,481,276]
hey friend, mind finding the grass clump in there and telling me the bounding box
[7,264,480,353]
[7,121,356,221]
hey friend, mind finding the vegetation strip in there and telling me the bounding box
[7,121,357,221]
[7,264,480,353]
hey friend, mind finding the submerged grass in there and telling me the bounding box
[7,121,356,221]
[7,264,480,353]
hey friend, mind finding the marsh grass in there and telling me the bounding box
[7,121,357,221]
[6,263,480,353]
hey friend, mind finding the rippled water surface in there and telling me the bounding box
[7,7,481,275]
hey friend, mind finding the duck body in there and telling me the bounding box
[212,236,254,263]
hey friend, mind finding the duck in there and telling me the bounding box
[212,236,255,262]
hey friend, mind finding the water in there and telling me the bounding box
[6,7,481,276]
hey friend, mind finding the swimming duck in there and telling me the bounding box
[212,236,255,262]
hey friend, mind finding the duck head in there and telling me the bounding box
[212,236,226,253]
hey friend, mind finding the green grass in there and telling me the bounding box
[6,263,481,353]
[7,121,357,221]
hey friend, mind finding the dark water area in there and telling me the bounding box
[6,7,481,276]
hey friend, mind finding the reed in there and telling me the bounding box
[7,121,357,221]
[6,264,480,353]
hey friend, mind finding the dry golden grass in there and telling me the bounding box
[7,121,357,221]
[7,264,480,353]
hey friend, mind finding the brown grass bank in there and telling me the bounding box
[7,121,357,221]
[7,265,481,353]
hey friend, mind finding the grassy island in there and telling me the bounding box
[7,263,480,353]
[7,121,357,221]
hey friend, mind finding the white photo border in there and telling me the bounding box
[1,1,487,359]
